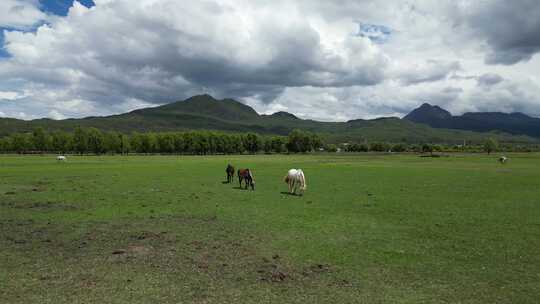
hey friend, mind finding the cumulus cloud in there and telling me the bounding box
[455,0,540,65]
[0,90,22,100]
[0,0,45,29]
[0,0,392,119]
[395,60,461,86]
[0,0,539,121]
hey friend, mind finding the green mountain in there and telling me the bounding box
[0,94,537,144]
[405,103,540,138]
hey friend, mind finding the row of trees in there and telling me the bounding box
[326,138,537,154]
[0,127,322,155]
[1,127,536,155]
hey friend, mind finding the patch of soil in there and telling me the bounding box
[127,245,153,255]
[257,256,292,283]
[302,264,331,277]
[13,201,79,211]
[131,231,164,240]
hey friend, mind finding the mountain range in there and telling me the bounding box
[404,103,540,138]
[0,95,538,144]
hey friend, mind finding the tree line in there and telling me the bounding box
[331,138,540,153]
[0,127,537,155]
[0,127,322,155]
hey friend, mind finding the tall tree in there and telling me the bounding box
[32,127,48,153]
[271,136,286,153]
[73,127,89,155]
[287,129,315,153]
[243,133,261,154]
[12,133,31,154]
[52,131,72,154]
[157,133,175,153]
[87,128,105,155]
[103,131,122,154]
[484,138,499,155]
[140,133,157,154]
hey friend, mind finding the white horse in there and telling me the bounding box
[284,169,306,195]
[499,156,508,164]
[56,155,66,161]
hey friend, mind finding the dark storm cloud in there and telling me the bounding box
[477,73,504,87]
[463,0,540,65]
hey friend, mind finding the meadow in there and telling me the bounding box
[1,153,539,303]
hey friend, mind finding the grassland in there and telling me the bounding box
[1,153,539,303]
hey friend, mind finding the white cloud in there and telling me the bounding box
[0,90,22,100]
[48,109,65,120]
[0,0,45,29]
[0,0,539,121]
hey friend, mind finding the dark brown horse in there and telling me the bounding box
[238,168,255,190]
[226,164,235,183]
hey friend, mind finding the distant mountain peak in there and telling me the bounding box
[404,103,540,137]
[404,103,452,122]
[138,94,259,121]
[270,111,298,119]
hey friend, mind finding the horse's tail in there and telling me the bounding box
[298,169,306,190]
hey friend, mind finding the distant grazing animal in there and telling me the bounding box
[499,156,508,164]
[56,155,66,161]
[237,168,255,190]
[226,164,235,183]
[284,169,306,195]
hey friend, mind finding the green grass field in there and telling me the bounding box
[1,154,539,303]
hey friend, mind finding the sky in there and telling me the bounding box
[0,0,540,121]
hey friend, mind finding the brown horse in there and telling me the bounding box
[238,168,255,190]
[226,164,235,183]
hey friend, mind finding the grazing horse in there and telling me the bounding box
[237,168,255,190]
[226,164,235,183]
[499,156,508,164]
[56,155,66,161]
[284,169,306,195]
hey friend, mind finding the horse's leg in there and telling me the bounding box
[288,179,291,193]
[289,180,293,194]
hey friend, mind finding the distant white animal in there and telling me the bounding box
[56,155,66,161]
[284,169,306,195]
[499,156,507,164]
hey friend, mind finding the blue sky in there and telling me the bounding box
[358,23,392,44]
[0,32,7,58]
[39,0,95,16]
